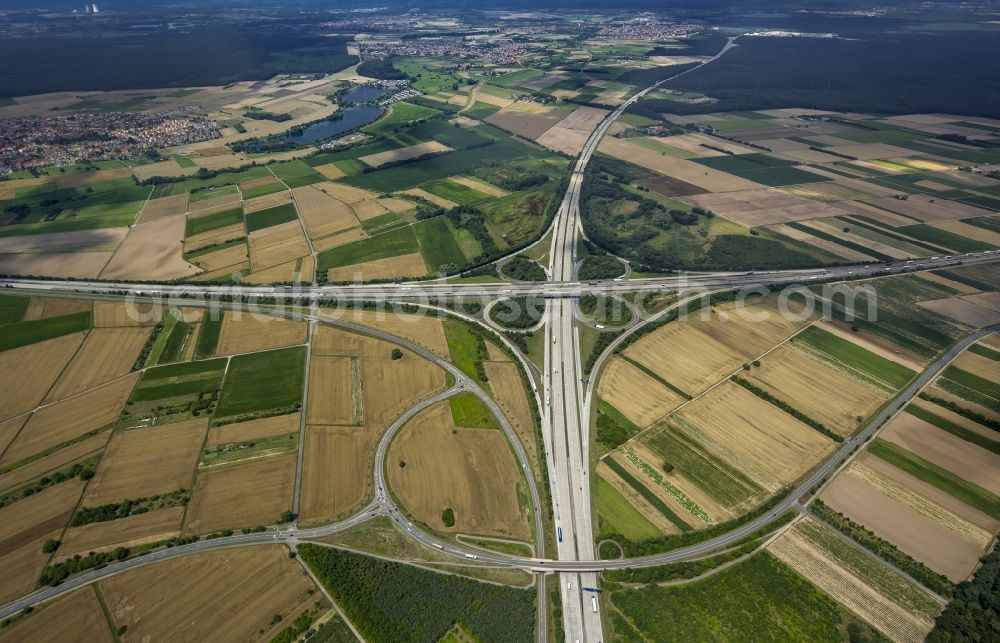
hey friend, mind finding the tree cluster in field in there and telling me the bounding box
[810,499,954,597]
[502,330,532,354]
[244,107,292,123]
[578,255,625,281]
[596,412,632,450]
[297,545,535,643]
[502,255,545,282]
[132,322,164,370]
[71,489,190,526]
[270,603,324,643]
[357,58,409,81]
[928,544,1000,641]
[584,330,620,376]
[0,456,97,511]
[471,161,549,192]
[489,296,545,330]
[229,136,301,154]
[441,507,456,527]
[731,376,844,442]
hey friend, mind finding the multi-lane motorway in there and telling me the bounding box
[2,32,999,640]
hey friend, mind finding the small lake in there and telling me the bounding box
[281,105,384,143]
[341,85,388,103]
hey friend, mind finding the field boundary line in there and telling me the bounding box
[292,319,314,517]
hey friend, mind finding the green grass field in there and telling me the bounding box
[244,203,298,233]
[420,179,492,206]
[184,207,244,236]
[597,477,661,541]
[414,217,467,272]
[240,180,287,200]
[604,456,692,532]
[317,225,420,273]
[938,366,1000,411]
[130,358,227,403]
[609,553,848,641]
[449,392,499,430]
[215,346,306,418]
[0,295,29,325]
[195,312,223,359]
[794,325,915,389]
[269,160,324,189]
[364,101,441,135]
[643,424,764,509]
[443,319,486,383]
[190,184,238,203]
[0,310,91,351]
[869,438,1000,519]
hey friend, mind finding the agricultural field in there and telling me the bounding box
[388,401,531,540]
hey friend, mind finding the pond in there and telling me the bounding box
[281,105,384,144]
[341,85,388,103]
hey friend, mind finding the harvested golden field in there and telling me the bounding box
[214,310,307,355]
[302,180,372,204]
[360,141,452,167]
[845,461,993,549]
[0,417,27,464]
[0,228,126,254]
[314,162,346,180]
[536,106,610,156]
[312,226,367,252]
[676,381,835,491]
[597,358,686,428]
[0,432,107,494]
[243,191,292,214]
[350,309,450,359]
[243,257,310,284]
[205,413,300,447]
[918,296,1000,327]
[184,221,245,251]
[768,519,939,643]
[0,251,113,279]
[861,194,992,223]
[653,132,756,156]
[132,159,190,181]
[623,323,743,397]
[684,189,848,227]
[46,328,151,401]
[484,360,539,475]
[83,419,207,505]
[188,191,242,213]
[352,199,388,220]
[598,137,762,193]
[487,103,569,139]
[299,426,373,524]
[138,193,189,223]
[101,546,315,643]
[820,472,983,581]
[248,221,311,271]
[363,356,446,429]
[856,450,1000,533]
[327,252,428,282]
[388,402,530,539]
[188,241,249,273]
[880,414,1000,494]
[747,345,887,437]
[93,301,159,327]
[449,175,508,197]
[307,355,354,425]
[292,184,362,239]
[952,350,999,381]
[0,479,86,603]
[58,506,185,559]
[185,454,295,534]
[771,223,872,261]
[1,373,138,465]
[688,299,809,358]
[377,196,416,214]
[0,332,84,422]
[400,187,457,210]
[0,587,113,643]
[312,323,386,356]
[101,213,199,280]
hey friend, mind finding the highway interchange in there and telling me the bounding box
[1,33,999,641]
